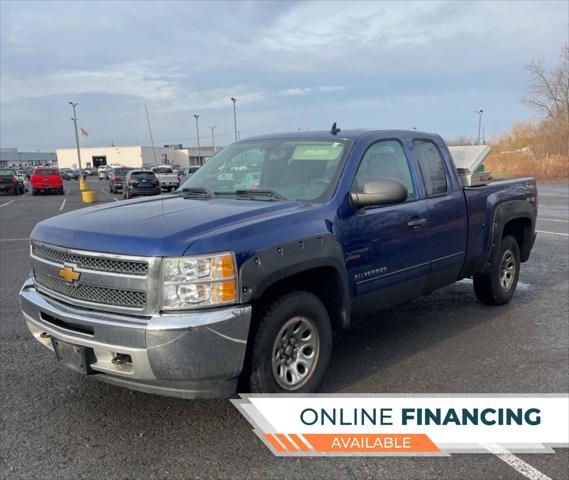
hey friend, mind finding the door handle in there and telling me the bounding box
[407,217,428,228]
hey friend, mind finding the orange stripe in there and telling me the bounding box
[276,433,298,451]
[264,434,285,453]
[303,434,439,453]
[289,434,310,452]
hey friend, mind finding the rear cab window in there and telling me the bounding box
[0,169,17,176]
[153,167,173,174]
[412,140,448,197]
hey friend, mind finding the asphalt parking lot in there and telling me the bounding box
[1,178,567,479]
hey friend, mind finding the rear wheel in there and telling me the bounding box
[32,188,37,196]
[473,235,520,305]
[246,291,332,393]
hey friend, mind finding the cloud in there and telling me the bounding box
[1,0,567,150]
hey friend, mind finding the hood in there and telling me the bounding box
[31,194,301,257]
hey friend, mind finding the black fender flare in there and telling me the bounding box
[239,234,350,328]
[486,199,536,268]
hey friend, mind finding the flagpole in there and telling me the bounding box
[144,104,158,166]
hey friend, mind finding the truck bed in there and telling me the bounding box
[461,177,537,277]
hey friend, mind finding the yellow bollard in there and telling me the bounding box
[79,179,88,191]
[82,190,96,203]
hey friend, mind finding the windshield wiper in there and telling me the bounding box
[176,186,215,198]
[214,189,286,201]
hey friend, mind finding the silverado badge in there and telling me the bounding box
[58,265,80,283]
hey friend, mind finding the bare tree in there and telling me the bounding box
[521,46,569,155]
[522,46,569,127]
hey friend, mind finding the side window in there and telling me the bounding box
[354,140,415,200]
[413,140,448,196]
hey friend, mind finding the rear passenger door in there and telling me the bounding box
[412,139,467,291]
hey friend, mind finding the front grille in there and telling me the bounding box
[33,270,146,309]
[32,242,148,276]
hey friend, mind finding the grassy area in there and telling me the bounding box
[485,152,569,181]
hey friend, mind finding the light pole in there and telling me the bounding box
[194,114,201,164]
[68,102,83,178]
[230,97,238,141]
[475,109,484,145]
[209,125,216,152]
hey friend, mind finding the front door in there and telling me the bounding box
[341,139,430,315]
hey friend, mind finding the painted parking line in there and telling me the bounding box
[0,238,29,242]
[0,199,16,208]
[113,197,119,202]
[536,230,569,237]
[537,218,569,223]
[101,189,110,196]
[485,444,552,480]
[59,188,70,211]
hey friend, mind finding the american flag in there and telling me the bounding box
[80,128,89,137]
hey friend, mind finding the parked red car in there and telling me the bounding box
[30,167,64,195]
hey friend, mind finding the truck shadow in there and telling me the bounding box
[17,278,535,473]
[320,278,532,393]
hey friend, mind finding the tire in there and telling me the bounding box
[473,235,520,305]
[13,186,19,195]
[59,188,64,195]
[32,188,37,196]
[246,291,332,393]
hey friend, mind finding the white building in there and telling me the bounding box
[0,148,57,168]
[56,145,191,170]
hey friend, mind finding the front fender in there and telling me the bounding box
[239,233,350,327]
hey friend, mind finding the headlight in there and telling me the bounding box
[161,252,237,310]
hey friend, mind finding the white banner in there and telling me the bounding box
[232,394,569,456]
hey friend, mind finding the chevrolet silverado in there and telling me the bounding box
[20,129,537,398]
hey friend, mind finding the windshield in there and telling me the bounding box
[0,169,16,176]
[131,171,156,180]
[180,139,350,201]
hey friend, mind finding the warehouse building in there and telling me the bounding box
[56,145,192,170]
[0,148,57,168]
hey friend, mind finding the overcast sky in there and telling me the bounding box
[1,0,567,151]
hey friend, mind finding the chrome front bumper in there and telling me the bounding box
[19,278,252,398]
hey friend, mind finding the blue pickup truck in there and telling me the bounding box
[20,129,537,398]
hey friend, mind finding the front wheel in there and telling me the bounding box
[473,235,520,305]
[246,291,332,393]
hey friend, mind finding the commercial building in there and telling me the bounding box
[56,145,191,170]
[187,146,220,166]
[0,148,57,168]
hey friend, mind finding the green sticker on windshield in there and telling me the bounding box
[292,143,344,161]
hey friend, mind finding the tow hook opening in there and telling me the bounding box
[111,353,132,365]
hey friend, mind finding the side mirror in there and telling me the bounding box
[350,178,408,209]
